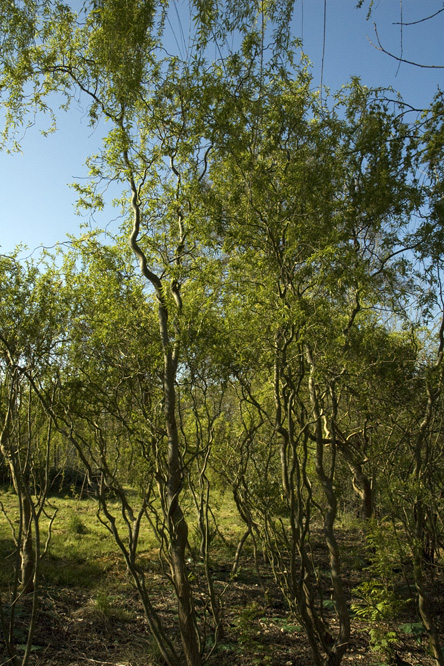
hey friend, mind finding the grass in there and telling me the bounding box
[0,485,246,593]
[0,484,249,664]
[0,489,161,592]
[0,485,441,666]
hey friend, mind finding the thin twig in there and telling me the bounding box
[370,24,444,68]
[393,7,444,26]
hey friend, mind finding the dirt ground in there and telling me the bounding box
[1,533,443,666]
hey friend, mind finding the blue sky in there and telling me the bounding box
[1,0,443,257]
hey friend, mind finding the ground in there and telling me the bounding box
[2,554,443,666]
[0,495,443,666]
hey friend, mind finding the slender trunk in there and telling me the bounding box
[272,342,327,666]
[412,380,444,666]
[0,375,34,592]
[307,349,350,666]
[97,494,180,666]
[413,501,444,666]
[127,157,201,665]
[19,493,35,594]
[352,466,373,520]
[232,528,250,576]
[6,462,35,594]
[344,457,373,520]
[161,308,201,666]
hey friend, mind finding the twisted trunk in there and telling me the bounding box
[128,163,201,666]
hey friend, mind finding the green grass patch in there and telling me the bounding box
[0,491,160,593]
[0,487,244,595]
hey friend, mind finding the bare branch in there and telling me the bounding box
[369,24,444,68]
[393,7,444,26]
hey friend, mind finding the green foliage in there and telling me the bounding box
[91,590,132,622]
[368,627,398,659]
[351,522,414,662]
[1,3,444,665]
[399,622,425,639]
[352,582,406,622]
[352,522,409,621]
[236,602,273,665]
[68,513,89,535]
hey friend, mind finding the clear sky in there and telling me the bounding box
[1,0,443,258]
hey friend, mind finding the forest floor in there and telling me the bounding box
[0,493,443,666]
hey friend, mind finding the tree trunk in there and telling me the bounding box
[162,307,201,666]
[413,501,444,666]
[19,493,35,594]
[307,349,350,666]
[351,464,373,520]
[128,159,201,666]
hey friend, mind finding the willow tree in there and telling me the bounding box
[3,2,442,664]
[0,1,297,664]
[197,48,425,661]
[0,254,61,666]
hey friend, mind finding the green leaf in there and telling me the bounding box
[323,599,336,610]
[399,622,425,636]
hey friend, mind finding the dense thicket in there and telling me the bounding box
[1,2,444,665]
